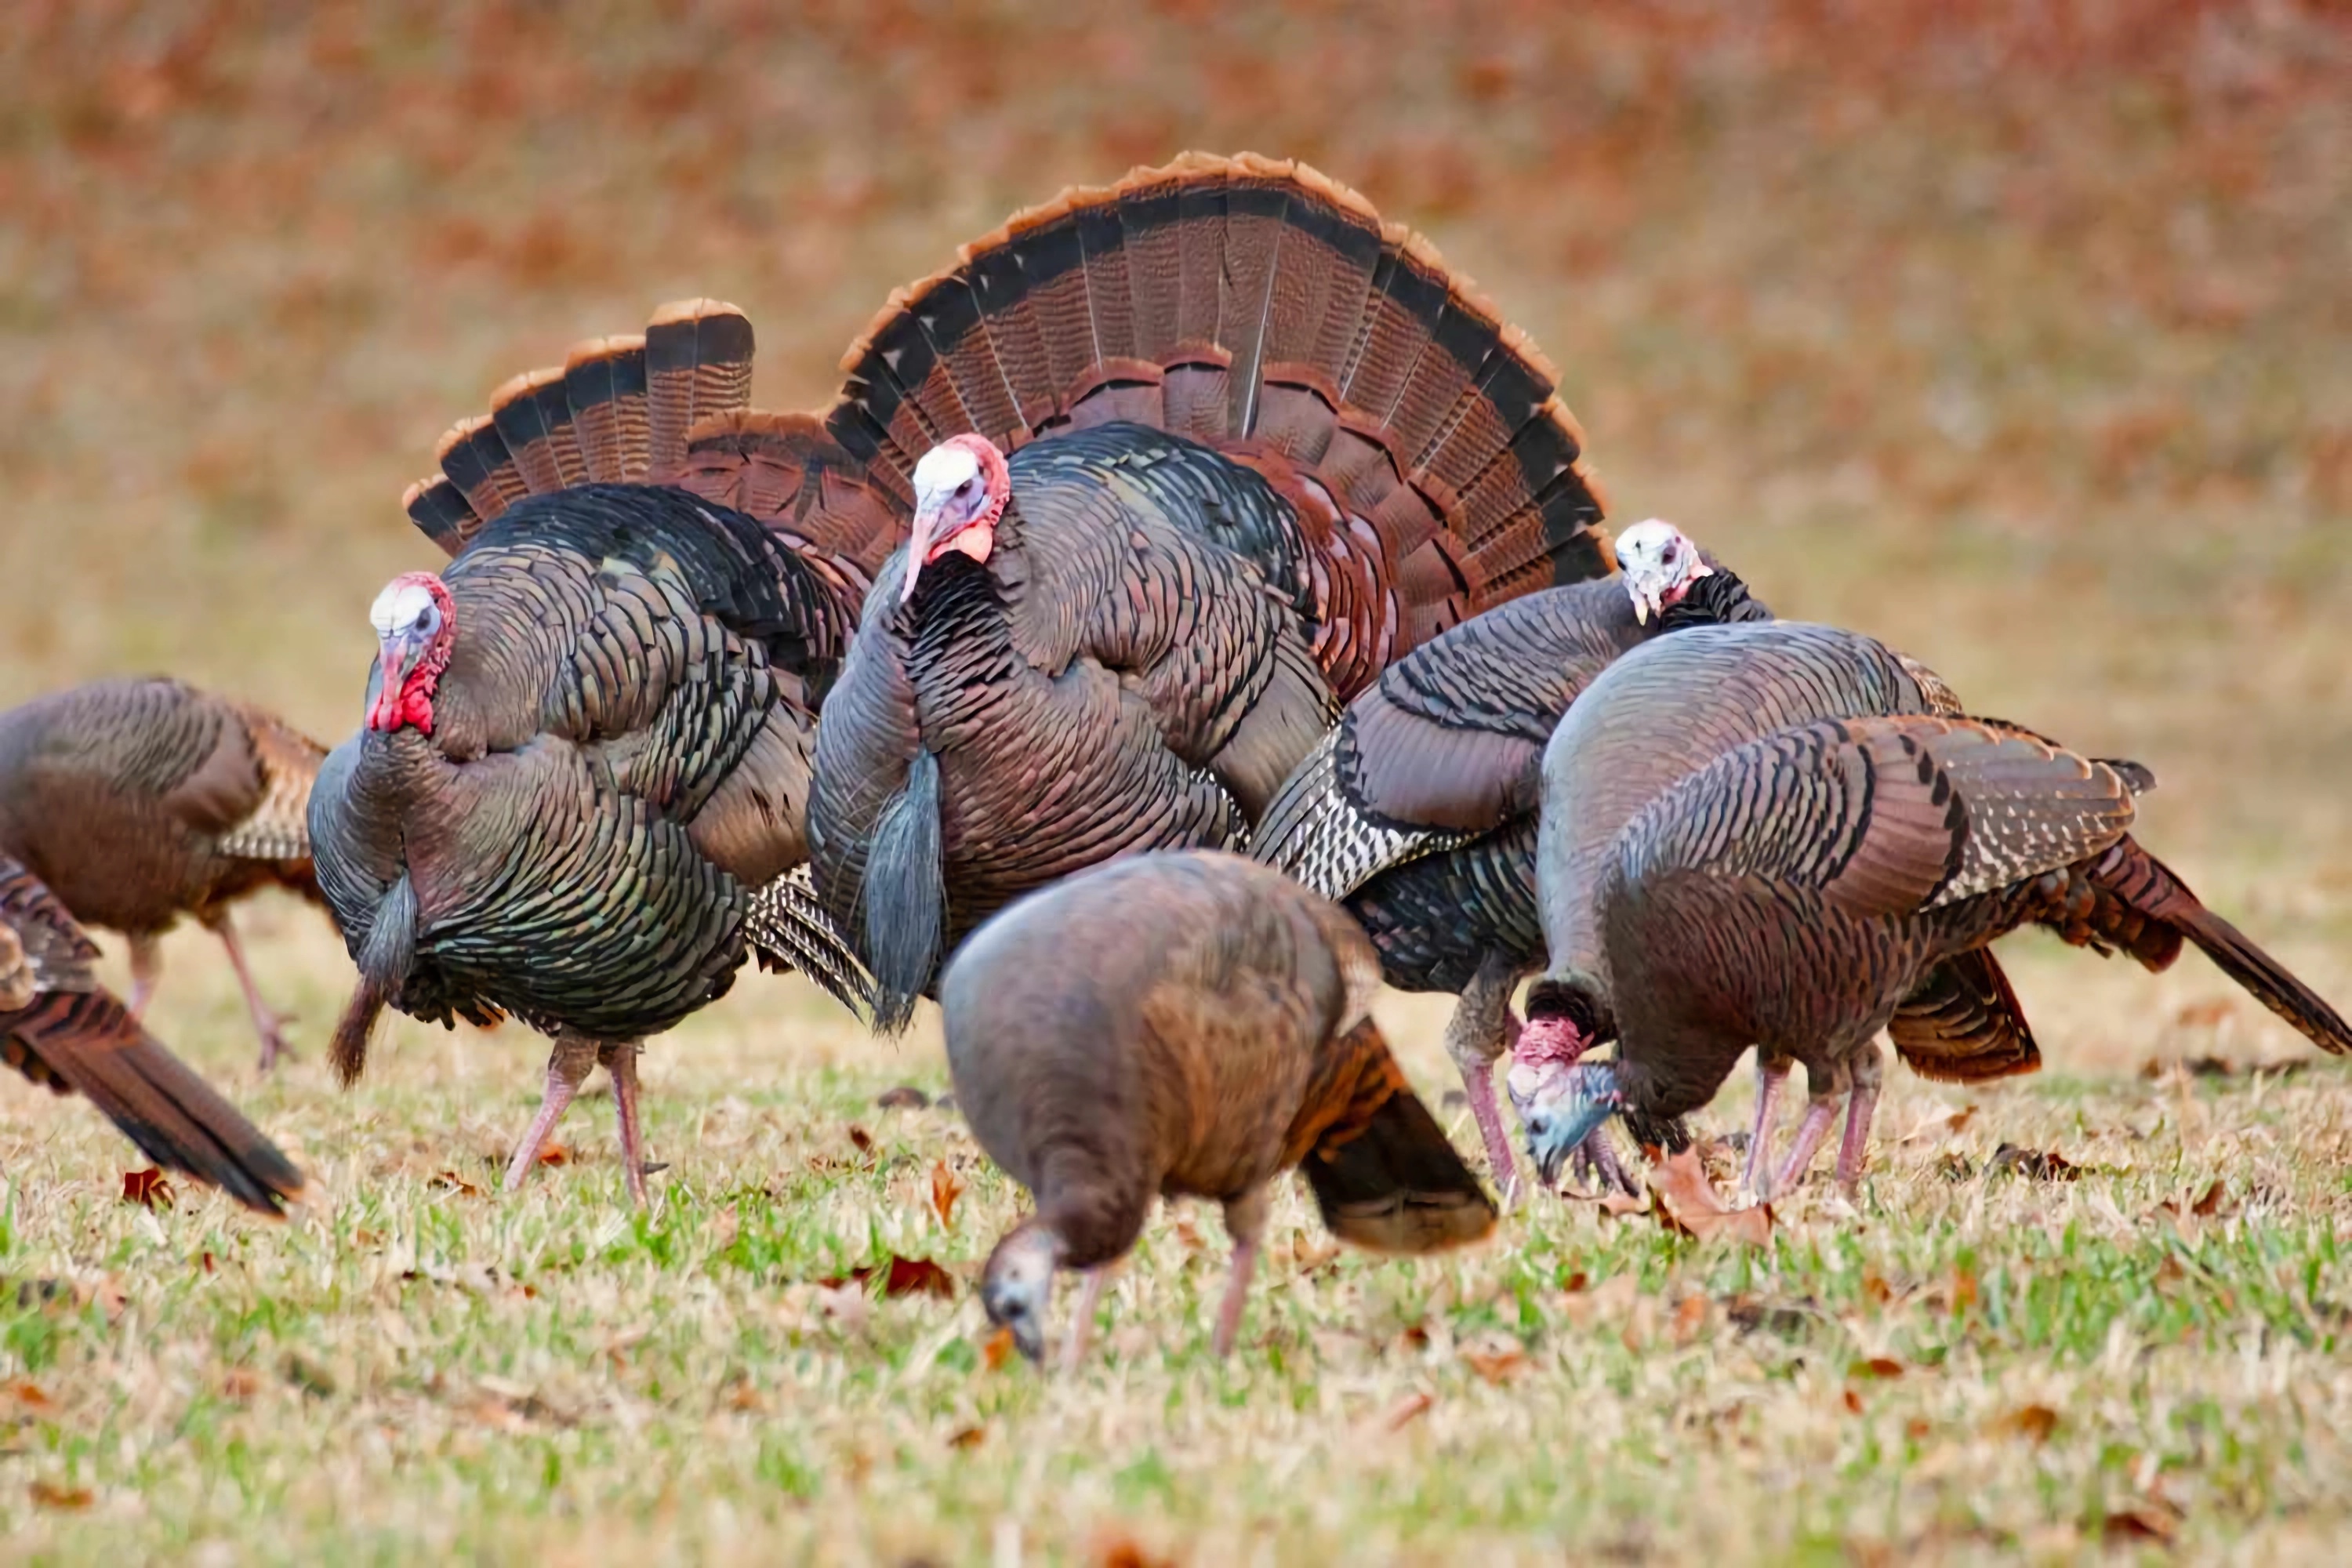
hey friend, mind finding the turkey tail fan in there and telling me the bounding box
[2099,844,2352,1055]
[434,416,528,524]
[671,412,908,593]
[403,476,481,559]
[644,299,755,481]
[1297,1022,1497,1254]
[824,151,1613,697]
[862,749,946,1035]
[490,367,586,494]
[1891,949,2042,1083]
[5,992,306,1215]
[564,334,651,482]
[743,866,874,1022]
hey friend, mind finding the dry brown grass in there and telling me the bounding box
[3,2,2351,1561]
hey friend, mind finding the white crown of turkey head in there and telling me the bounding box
[1615,519,1714,625]
[369,577,442,639]
[902,434,1010,604]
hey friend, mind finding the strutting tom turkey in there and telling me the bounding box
[0,678,328,1073]
[1253,518,1769,1197]
[1509,623,2352,1196]
[308,300,884,1203]
[3,855,305,1214]
[941,851,1494,1367]
[802,152,1621,1030]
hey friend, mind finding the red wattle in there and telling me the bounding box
[1513,1013,1589,1069]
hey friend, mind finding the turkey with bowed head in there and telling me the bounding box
[1510,622,2352,1197]
[1253,517,1770,1198]
[941,850,1494,1367]
[803,151,1620,1031]
[308,300,886,1203]
[0,677,328,1073]
[3,855,305,1214]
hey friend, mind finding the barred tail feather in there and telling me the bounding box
[745,866,874,1022]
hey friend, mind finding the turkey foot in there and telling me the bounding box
[1060,1266,1111,1374]
[1211,1188,1269,1359]
[126,933,162,1020]
[503,1033,598,1195]
[1445,961,1525,1205]
[206,910,294,1073]
[1740,1056,1793,1196]
[1764,1044,1884,1199]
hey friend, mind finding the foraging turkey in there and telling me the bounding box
[1509,623,2352,1196]
[1254,517,1771,1196]
[309,300,885,1203]
[805,152,1617,1029]
[941,851,1494,1367]
[0,678,328,1072]
[3,855,305,1214]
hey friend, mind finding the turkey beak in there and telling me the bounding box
[900,508,939,605]
[982,1285,1047,1365]
[1623,568,1668,626]
[1515,1062,1623,1189]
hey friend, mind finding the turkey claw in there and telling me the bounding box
[1570,1129,1638,1196]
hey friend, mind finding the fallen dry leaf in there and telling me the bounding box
[1289,1232,1341,1271]
[1458,1334,1527,1385]
[1670,1294,1708,1345]
[121,1167,173,1210]
[2161,1180,2230,1221]
[846,1124,877,1160]
[1093,1535,1175,1568]
[1842,1388,1864,1415]
[1900,1103,1977,1142]
[8,1380,52,1408]
[822,1254,957,1301]
[947,1424,986,1450]
[220,1367,261,1403]
[1650,1149,1773,1245]
[430,1170,485,1198]
[1849,1356,1904,1381]
[982,1326,1018,1371]
[876,1084,931,1110]
[2101,1505,2180,1544]
[1987,1144,2082,1181]
[28,1479,92,1511]
[928,1160,967,1229]
[1990,1403,2060,1444]
[1380,1391,1433,1432]
[534,1142,569,1167]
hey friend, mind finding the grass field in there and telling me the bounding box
[5,2,2351,1562]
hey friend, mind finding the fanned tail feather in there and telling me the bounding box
[744,866,874,1022]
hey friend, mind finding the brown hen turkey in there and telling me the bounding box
[309,301,882,1203]
[805,152,1620,1030]
[941,850,1494,1367]
[0,678,326,1072]
[3,855,305,1213]
[1512,623,2352,1196]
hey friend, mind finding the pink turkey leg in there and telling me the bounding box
[1834,1044,1884,1191]
[207,909,292,1073]
[1768,1096,1839,1200]
[1443,963,1524,1205]
[603,1042,652,1207]
[126,933,162,1021]
[503,1033,597,1193]
[1211,1189,1269,1359]
[1742,1057,1791,1195]
[1060,1266,1110,1374]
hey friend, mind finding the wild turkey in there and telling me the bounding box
[1253,518,1769,1196]
[0,678,327,1072]
[2,855,305,1214]
[940,850,1494,1366]
[804,152,1618,1029]
[1508,623,2352,1195]
[309,299,885,1203]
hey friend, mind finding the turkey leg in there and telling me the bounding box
[1444,957,1524,1205]
[1832,1041,1884,1192]
[126,933,162,1020]
[601,1041,655,1207]
[503,1032,598,1194]
[1060,1265,1111,1374]
[205,909,293,1073]
[1766,1094,1839,1200]
[1211,1187,1270,1359]
[1740,1056,1793,1196]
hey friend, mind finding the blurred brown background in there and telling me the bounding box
[4,0,2347,973]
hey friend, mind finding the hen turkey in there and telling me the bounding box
[0,678,326,1072]
[941,850,1494,1366]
